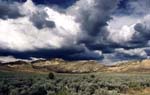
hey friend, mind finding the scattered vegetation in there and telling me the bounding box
[0,71,150,95]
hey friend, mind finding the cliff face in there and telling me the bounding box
[0,59,150,73]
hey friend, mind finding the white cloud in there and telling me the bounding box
[0,0,81,51]
[107,14,150,44]
[107,0,150,45]
[0,56,21,63]
[107,15,141,43]
[115,48,147,57]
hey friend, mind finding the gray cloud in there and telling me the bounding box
[0,1,24,19]
[77,0,118,35]
[68,0,119,50]
[123,15,150,49]
[128,0,150,15]
[134,22,150,42]
[30,11,56,29]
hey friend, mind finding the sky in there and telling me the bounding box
[0,0,149,64]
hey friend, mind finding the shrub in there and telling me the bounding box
[48,72,55,79]
[90,75,95,78]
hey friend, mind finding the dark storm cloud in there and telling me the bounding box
[75,0,120,54]
[115,0,150,16]
[134,23,150,41]
[0,1,24,19]
[0,0,78,8]
[32,0,78,8]
[0,47,81,60]
[0,45,102,61]
[68,51,103,60]
[78,0,118,36]
[0,0,26,3]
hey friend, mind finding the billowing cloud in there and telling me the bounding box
[134,15,150,42]
[0,0,91,60]
[101,0,150,63]
[68,0,119,44]
[0,0,149,63]
[0,0,80,52]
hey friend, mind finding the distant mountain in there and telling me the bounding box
[0,58,150,73]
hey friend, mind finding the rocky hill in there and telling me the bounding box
[0,58,104,73]
[105,60,150,73]
[0,58,150,73]
[32,58,105,73]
